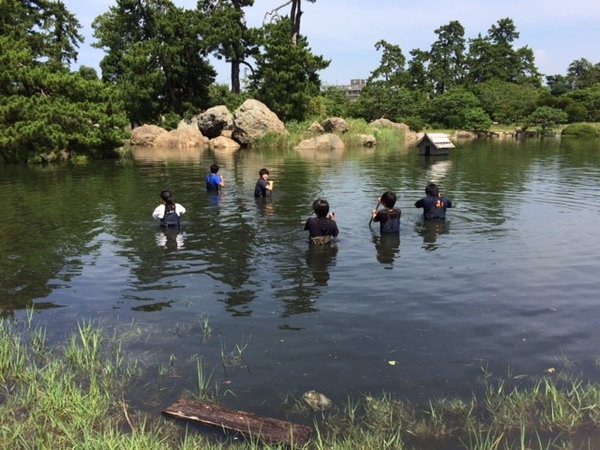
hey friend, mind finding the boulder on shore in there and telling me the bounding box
[296,133,345,151]
[209,136,240,152]
[321,117,349,134]
[232,99,287,146]
[195,106,234,139]
[130,124,167,146]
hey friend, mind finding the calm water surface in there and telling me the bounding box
[1,138,600,420]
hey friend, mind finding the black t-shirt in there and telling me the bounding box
[304,216,339,238]
[374,208,401,234]
[414,196,452,220]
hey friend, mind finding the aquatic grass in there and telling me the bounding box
[194,357,214,401]
[201,314,212,340]
[6,321,600,449]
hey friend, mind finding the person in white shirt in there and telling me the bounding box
[152,189,186,228]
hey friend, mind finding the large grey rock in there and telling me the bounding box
[321,117,349,133]
[296,133,345,151]
[232,99,287,146]
[130,124,167,146]
[196,106,234,139]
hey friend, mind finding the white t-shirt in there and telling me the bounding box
[152,203,186,220]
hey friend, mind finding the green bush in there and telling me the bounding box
[561,123,600,138]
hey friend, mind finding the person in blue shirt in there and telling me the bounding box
[206,164,224,192]
[414,183,452,220]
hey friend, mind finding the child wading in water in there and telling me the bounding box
[372,191,401,234]
[152,189,186,228]
[206,164,224,192]
[304,199,339,245]
[254,168,273,198]
[414,183,452,220]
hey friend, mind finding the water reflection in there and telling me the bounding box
[416,220,450,251]
[207,191,223,207]
[372,234,400,267]
[305,244,338,285]
[155,229,185,250]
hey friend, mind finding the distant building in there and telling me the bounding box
[346,79,366,100]
[416,133,455,156]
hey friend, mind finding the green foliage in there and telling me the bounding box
[0,18,127,162]
[207,83,248,112]
[427,88,484,128]
[247,18,329,122]
[463,107,493,133]
[428,20,466,94]
[561,123,600,138]
[93,0,216,124]
[198,0,257,94]
[523,106,568,134]
[474,80,539,123]
[308,86,351,118]
[467,18,541,87]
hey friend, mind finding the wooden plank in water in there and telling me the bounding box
[162,399,312,446]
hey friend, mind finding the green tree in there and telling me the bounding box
[466,18,541,87]
[0,1,127,162]
[523,106,568,134]
[0,37,127,162]
[351,40,425,122]
[566,58,600,90]
[565,83,600,122]
[473,80,539,123]
[463,107,492,133]
[427,88,485,128]
[0,0,83,67]
[93,0,215,124]
[369,40,407,85]
[199,0,257,94]
[407,48,431,92]
[247,18,329,121]
[428,20,466,94]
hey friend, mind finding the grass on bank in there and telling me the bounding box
[3,319,600,449]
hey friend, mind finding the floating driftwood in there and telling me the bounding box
[162,399,312,446]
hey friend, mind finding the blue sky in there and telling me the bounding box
[65,0,600,86]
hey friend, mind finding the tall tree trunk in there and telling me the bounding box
[231,59,241,94]
[290,0,302,45]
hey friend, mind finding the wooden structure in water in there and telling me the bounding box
[162,399,312,446]
[417,133,455,156]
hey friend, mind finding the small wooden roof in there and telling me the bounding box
[416,133,455,149]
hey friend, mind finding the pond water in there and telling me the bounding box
[1,138,600,421]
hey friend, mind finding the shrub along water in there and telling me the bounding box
[2,319,600,449]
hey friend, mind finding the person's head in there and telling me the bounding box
[312,199,330,218]
[160,189,173,204]
[210,163,219,174]
[380,191,397,208]
[425,183,439,197]
[259,168,269,180]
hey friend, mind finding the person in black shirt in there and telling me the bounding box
[372,191,401,234]
[414,183,452,220]
[304,199,338,245]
